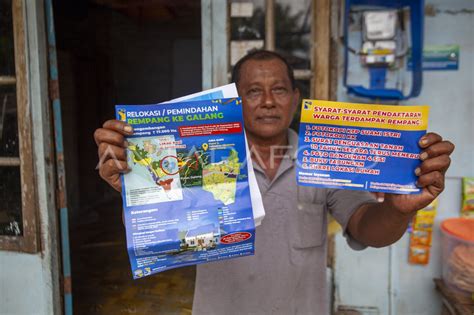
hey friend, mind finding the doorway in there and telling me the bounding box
[53,1,201,313]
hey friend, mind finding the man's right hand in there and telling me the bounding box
[94,120,134,192]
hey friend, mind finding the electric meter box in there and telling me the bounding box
[363,11,398,41]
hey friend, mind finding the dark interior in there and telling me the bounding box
[54,1,202,313]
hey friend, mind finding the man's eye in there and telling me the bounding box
[273,87,287,94]
[247,88,261,96]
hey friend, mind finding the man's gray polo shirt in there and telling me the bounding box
[193,129,375,315]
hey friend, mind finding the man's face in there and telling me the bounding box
[237,58,300,142]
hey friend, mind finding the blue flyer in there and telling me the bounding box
[116,98,255,279]
[297,100,430,194]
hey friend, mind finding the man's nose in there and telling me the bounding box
[262,90,275,108]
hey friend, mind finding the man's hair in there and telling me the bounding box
[231,50,296,90]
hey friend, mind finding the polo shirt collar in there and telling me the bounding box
[250,128,299,183]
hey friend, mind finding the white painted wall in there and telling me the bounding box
[334,1,474,314]
[0,1,61,314]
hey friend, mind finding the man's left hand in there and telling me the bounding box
[383,132,454,214]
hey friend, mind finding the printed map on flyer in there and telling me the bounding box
[116,98,255,279]
[296,100,429,194]
[163,83,265,227]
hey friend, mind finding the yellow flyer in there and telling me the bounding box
[296,100,429,194]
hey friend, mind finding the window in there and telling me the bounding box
[0,0,39,253]
[228,0,335,130]
[229,0,313,94]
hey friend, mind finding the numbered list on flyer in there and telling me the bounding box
[296,100,429,194]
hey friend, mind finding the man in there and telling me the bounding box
[94,50,454,314]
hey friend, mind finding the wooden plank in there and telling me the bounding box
[0,0,39,253]
[0,76,16,85]
[31,0,63,313]
[312,0,331,100]
[14,0,39,253]
[265,0,275,51]
[0,157,21,166]
[294,69,313,80]
[329,0,341,101]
